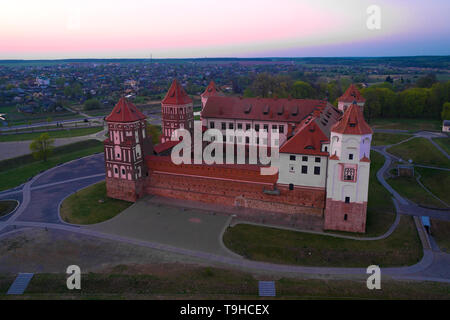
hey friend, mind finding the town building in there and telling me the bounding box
[104,83,372,233]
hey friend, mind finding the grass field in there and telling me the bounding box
[370,118,442,132]
[415,167,450,206]
[387,137,450,168]
[0,126,103,142]
[0,200,18,217]
[371,132,412,146]
[432,137,450,156]
[0,140,103,191]
[0,267,449,300]
[431,219,450,254]
[387,175,447,209]
[60,181,132,225]
[223,215,422,268]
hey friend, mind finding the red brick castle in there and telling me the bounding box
[104,81,372,233]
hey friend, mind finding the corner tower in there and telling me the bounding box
[161,79,193,143]
[200,80,224,111]
[324,102,372,233]
[104,97,153,202]
[338,84,365,112]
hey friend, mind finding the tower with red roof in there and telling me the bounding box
[161,79,194,143]
[337,84,366,112]
[201,81,224,111]
[104,97,153,202]
[324,102,373,233]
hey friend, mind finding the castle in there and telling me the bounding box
[103,81,372,233]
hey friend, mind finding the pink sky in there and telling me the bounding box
[0,0,448,59]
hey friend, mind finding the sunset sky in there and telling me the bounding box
[0,0,449,59]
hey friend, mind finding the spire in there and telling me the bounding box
[105,97,147,122]
[338,84,365,103]
[162,79,193,105]
[201,80,224,99]
[331,102,372,135]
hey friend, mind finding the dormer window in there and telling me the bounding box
[349,123,356,128]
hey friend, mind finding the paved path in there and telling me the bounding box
[0,134,449,283]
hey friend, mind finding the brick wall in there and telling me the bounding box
[323,198,367,233]
[106,177,145,202]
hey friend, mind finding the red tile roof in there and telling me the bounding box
[338,84,366,103]
[201,81,224,99]
[280,121,329,156]
[153,140,181,154]
[360,155,370,162]
[105,97,147,123]
[331,102,372,135]
[162,79,193,105]
[202,96,328,122]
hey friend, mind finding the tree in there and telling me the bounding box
[442,102,450,120]
[84,98,101,111]
[291,81,314,99]
[146,124,162,144]
[416,73,437,88]
[30,133,54,161]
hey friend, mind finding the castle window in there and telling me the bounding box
[121,169,126,175]
[349,154,354,160]
[314,167,321,175]
[263,124,269,131]
[315,157,321,163]
[290,155,296,161]
[344,214,348,221]
[114,168,118,174]
[222,122,226,130]
[210,122,215,129]
[289,184,294,190]
[246,137,250,144]
[255,124,260,132]
[324,146,328,152]
[279,126,284,133]
[343,168,356,181]
[301,166,308,174]
[289,165,295,173]
[229,123,234,129]
[246,124,251,131]
[345,197,350,203]
[272,125,278,132]
[117,153,121,159]
[237,123,242,130]
[302,156,308,162]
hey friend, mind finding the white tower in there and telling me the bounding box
[324,102,373,233]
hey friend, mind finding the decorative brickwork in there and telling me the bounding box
[323,198,367,233]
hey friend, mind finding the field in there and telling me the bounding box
[223,215,422,268]
[370,118,442,132]
[0,140,103,191]
[432,137,450,156]
[0,126,103,142]
[0,200,18,217]
[0,266,449,300]
[431,219,450,253]
[60,182,132,225]
[371,132,411,146]
[387,137,450,168]
[415,167,450,205]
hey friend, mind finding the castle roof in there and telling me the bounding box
[201,81,224,99]
[105,97,147,123]
[338,84,366,103]
[202,96,328,123]
[280,121,329,156]
[331,102,372,135]
[162,79,193,105]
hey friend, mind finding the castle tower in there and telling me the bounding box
[337,84,366,112]
[324,102,373,233]
[200,80,224,111]
[161,79,193,143]
[104,97,153,202]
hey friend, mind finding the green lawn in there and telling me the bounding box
[432,137,450,156]
[370,118,442,132]
[0,200,18,217]
[371,133,412,146]
[431,219,450,254]
[223,215,422,268]
[387,137,450,168]
[1,267,449,299]
[415,167,450,205]
[0,140,104,191]
[60,181,132,225]
[387,175,447,209]
[0,127,103,142]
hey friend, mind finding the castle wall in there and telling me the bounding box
[106,177,145,202]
